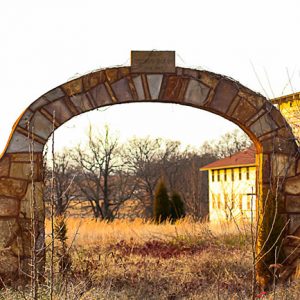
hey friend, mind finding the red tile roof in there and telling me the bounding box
[200,146,256,170]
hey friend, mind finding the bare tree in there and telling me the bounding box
[44,152,77,216]
[71,125,135,220]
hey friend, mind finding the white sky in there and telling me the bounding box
[1,0,300,152]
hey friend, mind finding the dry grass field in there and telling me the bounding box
[1,218,300,299]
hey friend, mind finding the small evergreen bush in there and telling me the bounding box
[153,180,170,223]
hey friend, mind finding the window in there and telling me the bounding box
[231,169,234,181]
[224,169,227,181]
[246,167,250,180]
[217,170,220,181]
[239,194,243,211]
[212,170,215,182]
[239,167,242,180]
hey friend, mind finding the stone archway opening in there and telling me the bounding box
[0,51,298,288]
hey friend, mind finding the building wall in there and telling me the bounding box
[208,166,256,222]
[277,99,300,141]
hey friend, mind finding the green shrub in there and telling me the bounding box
[170,191,185,222]
[153,180,170,223]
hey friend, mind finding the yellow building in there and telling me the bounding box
[201,92,300,222]
[201,147,256,222]
[272,92,300,142]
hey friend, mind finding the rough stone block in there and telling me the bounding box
[6,132,43,153]
[43,87,65,101]
[89,84,112,107]
[147,75,163,100]
[0,249,18,274]
[0,178,27,198]
[29,97,50,111]
[20,182,44,220]
[10,162,36,180]
[286,195,300,213]
[271,154,295,177]
[0,156,10,177]
[83,70,106,91]
[105,67,130,84]
[30,111,53,140]
[231,98,257,123]
[111,78,133,102]
[0,198,19,217]
[184,79,210,105]
[285,175,300,195]
[250,113,278,137]
[163,76,189,101]
[133,76,145,100]
[44,99,73,124]
[18,110,33,129]
[289,214,300,234]
[209,79,239,114]
[62,78,83,96]
[70,93,94,113]
[0,219,19,248]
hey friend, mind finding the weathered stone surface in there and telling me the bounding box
[131,51,175,73]
[70,93,94,113]
[10,162,36,180]
[231,98,257,123]
[238,90,265,110]
[0,219,19,248]
[62,78,83,96]
[271,154,295,177]
[44,99,73,124]
[111,78,133,102]
[163,76,189,101]
[20,182,44,220]
[147,75,163,100]
[285,175,300,195]
[105,67,130,83]
[286,195,300,213]
[209,79,239,113]
[10,153,41,162]
[43,87,65,101]
[289,214,300,234]
[30,111,53,140]
[82,70,106,91]
[261,136,297,154]
[0,178,27,198]
[0,198,19,217]
[18,110,33,128]
[30,97,50,111]
[0,249,18,274]
[184,79,210,106]
[89,84,112,107]
[250,113,278,137]
[0,156,10,177]
[6,132,43,153]
[132,76,145,100]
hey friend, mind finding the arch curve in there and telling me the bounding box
[0,66,299,286]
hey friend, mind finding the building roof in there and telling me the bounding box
[271,92,300,105]
[200,146,256,171]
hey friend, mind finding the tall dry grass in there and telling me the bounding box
[1,218,299,299]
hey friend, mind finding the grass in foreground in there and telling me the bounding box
[0,218,299,299]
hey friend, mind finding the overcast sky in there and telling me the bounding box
[1,0,300,152]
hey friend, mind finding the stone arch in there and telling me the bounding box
[0,66,299,287]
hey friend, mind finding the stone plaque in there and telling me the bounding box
[131,51,175,73]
